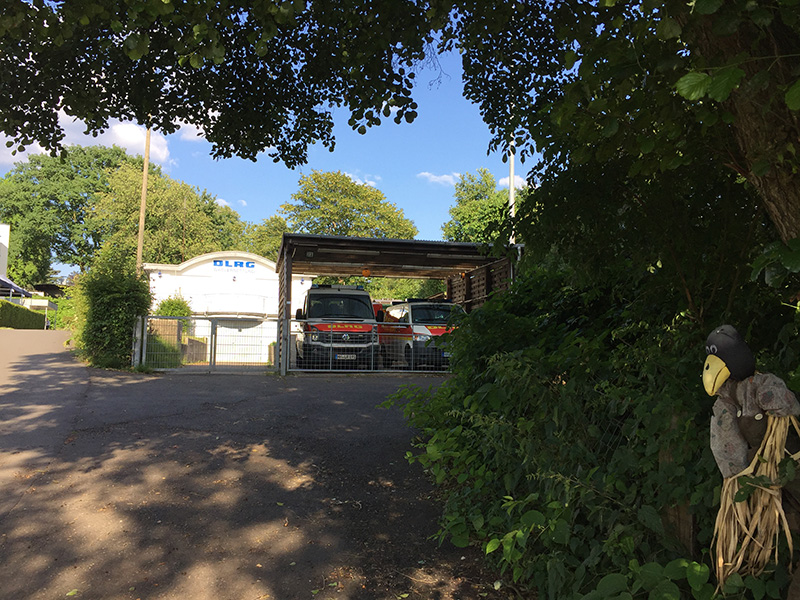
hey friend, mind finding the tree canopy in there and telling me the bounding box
[241,215,291,262]
[95,163,242,264]
[0,145,137,286]
[441,168,509,244]
[448,1,800,242]
[4,1,797,244]
[0,0,431,167]
[280,170,418,239]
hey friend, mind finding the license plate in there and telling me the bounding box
[335,354,357,361]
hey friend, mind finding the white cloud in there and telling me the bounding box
[498,175,527,190]
[177,121,205,142]
[0,110,171,167]
[345,171,380,187]
[238,199,247,207]
[216,198,231,207]
[0,140,46,166]
[417,171,460,186]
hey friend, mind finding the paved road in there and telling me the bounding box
[0,331,499,600]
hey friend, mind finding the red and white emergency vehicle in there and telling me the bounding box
[294,285,381,369]
[378,299,463,369]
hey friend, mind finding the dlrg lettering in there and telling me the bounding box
[213,260,256,268]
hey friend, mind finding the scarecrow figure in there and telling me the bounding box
[704,324,800,589]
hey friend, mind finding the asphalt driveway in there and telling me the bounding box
[0,330,505,600]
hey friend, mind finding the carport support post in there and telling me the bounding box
[280,253,293,375]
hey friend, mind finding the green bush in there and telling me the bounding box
[385,259,797,598]
[0,300,46,329]
[74,248,151,368]
[154,294,192,317]
[144,335,183,368]
[52,294,77,330]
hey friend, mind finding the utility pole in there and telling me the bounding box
[135,125,151,273]
[509,137,516,244]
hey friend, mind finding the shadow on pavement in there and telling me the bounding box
[0,338,504,600]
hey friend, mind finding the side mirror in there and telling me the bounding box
[376,310,384,323]
[295,308,304,320]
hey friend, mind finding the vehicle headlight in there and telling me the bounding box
[413,334,431,342]
[311,333,320,342]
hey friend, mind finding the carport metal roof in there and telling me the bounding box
[276,233,498,279]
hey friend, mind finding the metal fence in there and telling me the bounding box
[134,316,451,373]
[133,316,278,371]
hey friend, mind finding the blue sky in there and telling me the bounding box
[0,51,524,249]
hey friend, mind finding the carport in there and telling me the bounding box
[275,234,502,374]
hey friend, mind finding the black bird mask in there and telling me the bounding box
[703,325,756,396]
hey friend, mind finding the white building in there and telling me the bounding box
[143,251,312,318]
[142,251,314,365]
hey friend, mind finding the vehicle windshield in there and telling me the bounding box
[410,304,463,324]
[308,294,375,320]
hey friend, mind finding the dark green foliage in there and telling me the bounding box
[386,255,799,597]
[74,248,151,368]
[154,295,192,317]
[0,300,46,329]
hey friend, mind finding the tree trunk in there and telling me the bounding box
[687,10,800,243]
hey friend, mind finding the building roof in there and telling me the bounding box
[276,234,501,279]
[0,274,31,297]
[142,250,277,275]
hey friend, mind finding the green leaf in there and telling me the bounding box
[638,563,665,591]
[786,79,800,111]
[451,535,470,548]
[663,558,688,580]
[602,118,619,138]
[649,580,680,600]
[693,0,723,15]
[637,505,664,534]
[656,17,681,40]
[486,538,501,554]
[597,573,629,596]
[639,138,656,154]
[708,66,745,101]
[521,509,545,528]
[66,592,79,598]
[722,572,744,594]
[750,8,773,27]
[779,243,800,272]
[551,518,570,545]
[744,575,766,600]
[751,158,771,176]
[686,562,709,590]
[691,583,716,600]
[565,50,578,70]
[676,72,711,100]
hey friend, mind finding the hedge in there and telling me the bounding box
[0,300,46,329]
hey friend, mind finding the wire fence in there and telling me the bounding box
[134,316,451,373]
[134,316,278,372]
[133,316,449,372]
